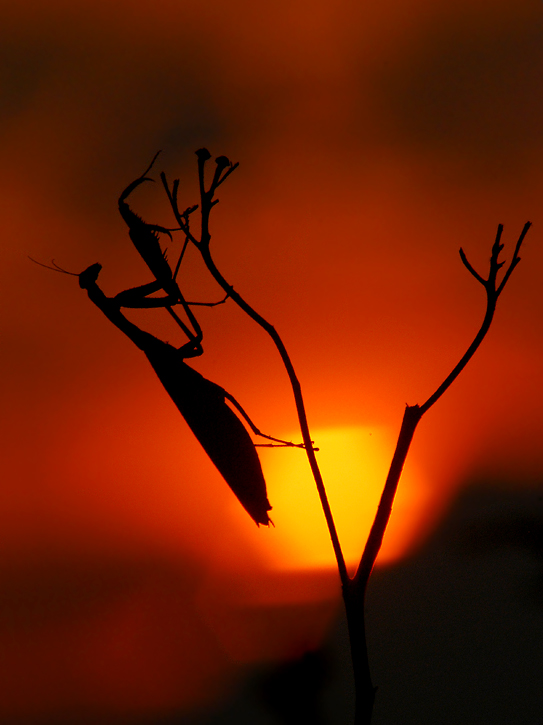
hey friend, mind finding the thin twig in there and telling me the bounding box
[420,221,530,416]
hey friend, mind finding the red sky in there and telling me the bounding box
[1,0,543,720]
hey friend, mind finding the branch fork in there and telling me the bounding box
[112,151,535,725]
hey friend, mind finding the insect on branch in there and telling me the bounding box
[33,149,533,725]
[161,149,350,586]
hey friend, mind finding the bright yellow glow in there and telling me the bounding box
[249,426,430,573]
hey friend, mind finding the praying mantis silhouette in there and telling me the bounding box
[33,155,308,526]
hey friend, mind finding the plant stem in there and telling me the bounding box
[199,245,350,586]
[162,154,530,725]
[354,404,422,591]
[341,221,530,722]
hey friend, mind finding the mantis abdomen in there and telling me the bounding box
[145,342,272,526]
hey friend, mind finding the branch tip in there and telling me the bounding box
[215,155,230,169]
[141,150,161,178]
[459,247,486,285]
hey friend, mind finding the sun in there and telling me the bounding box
[247,425,430,573]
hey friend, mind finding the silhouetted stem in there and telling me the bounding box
[353,404,422,592]
[161,155,349,587]
[343,581,377,725]
[419,222,530,416]
[198,248,349,585]
[344,221,530,723]
[354,221,530,593]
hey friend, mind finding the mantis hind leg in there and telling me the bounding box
[223,391,311,449]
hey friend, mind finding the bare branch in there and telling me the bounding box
[459,248,486,285]
[419,222,530,416]
[160,173,201,248]
[215,161,239,188]
[352,221,530,602]
[497,221,531,295]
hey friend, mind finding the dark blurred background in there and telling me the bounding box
[1,0,543,721]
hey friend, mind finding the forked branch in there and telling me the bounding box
[344,221,531,725]
[36,150,531,725]
[160,152,531,724]
[420,221,531,416]
[353,220,532,594]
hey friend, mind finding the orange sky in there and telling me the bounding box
[1,0,543,719]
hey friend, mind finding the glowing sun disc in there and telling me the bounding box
[247,426,429,573]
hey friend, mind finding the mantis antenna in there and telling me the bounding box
[28,257,79,276]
